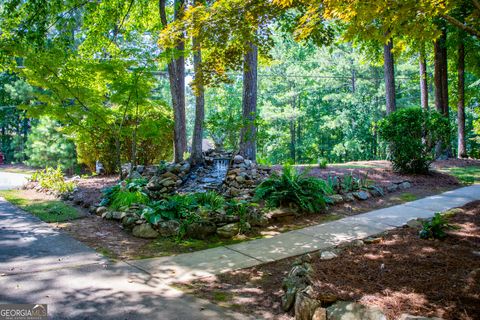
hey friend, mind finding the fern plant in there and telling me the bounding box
[254,165,330,214]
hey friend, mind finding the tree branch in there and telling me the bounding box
[472,0,480,12]
[443,14,480,38]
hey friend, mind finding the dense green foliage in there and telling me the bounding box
[23,117,77,171]
[254,165,332,213]
[377,108,450,173]
[30,167,75,193]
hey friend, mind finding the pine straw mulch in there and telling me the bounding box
[175,201,480,320]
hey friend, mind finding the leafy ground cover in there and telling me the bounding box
[174,201,480,320]
[0,189,81,222]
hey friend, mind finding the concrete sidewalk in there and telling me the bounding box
[0,198,250,320]
[128,184,480,283]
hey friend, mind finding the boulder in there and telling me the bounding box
[111,211,127,220]
[320,251,338,260]
[343,193,355,202]
[353,191,370,200]
[294,286,322,320]
[233,155,244,164]
[136,165,145,174]
[329,194,344,204]
[368,186,384,197]
[129,171,143,180]
[157,220,180,237]
[247,212,269,227]
[161,178,176,187]
[281,263,314,312]
[146,176,163,191]
[386,184,398,192]
[122,216,138,229]
[96,206,108,216]
[327,301,387,320]
[132,224,159,239]
[399,182,412,190]
[217,223,240,238]
[186,221,217,239]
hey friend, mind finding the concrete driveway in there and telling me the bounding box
[0,171,29,190]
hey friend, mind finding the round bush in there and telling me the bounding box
[377,108,449,174]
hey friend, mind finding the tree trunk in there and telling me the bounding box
[383,38,396,114]
[419,48,428,110]
[434,28,450,157]
[457,38,467,158]
[159,0,186,163]
[239,43,258,161]
[190,35,205,166]
[289,120,296,163]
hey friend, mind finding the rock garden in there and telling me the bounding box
[71,151,419,241]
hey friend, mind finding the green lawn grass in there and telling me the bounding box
[440,166,480,185]
[0,190,81,222]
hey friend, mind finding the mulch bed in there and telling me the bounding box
[176,201,480,320]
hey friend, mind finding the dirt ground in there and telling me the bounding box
[175,201,480,320]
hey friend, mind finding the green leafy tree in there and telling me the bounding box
[24,117,77,170]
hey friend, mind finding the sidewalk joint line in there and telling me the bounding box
[222,246,264,263]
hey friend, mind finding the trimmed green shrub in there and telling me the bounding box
[254,165,332,213]
[377,108,449,174]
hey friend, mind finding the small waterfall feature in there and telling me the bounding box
[213,158,229,181]
[178,157,231,193]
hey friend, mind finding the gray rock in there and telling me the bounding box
[320,251,337,260]
[111,211,127,220]
[343,193,355,202]
[327,301,386,320]
[186,221,217,239]
[406,219,423,228]
[122,216,138,229]
[281,263,314,312]
[369,186,384,197]
[244,159,252,168]
[217,223,240,238]
[399,182,412,190]
[387,184,398,192]
[233,155,244,164]
[353,191,370,200]
[136,165,145,174]
[294,286,321,320]
[102,211,113,219]
[157,220,180,237]
[132,224,159,239]
[96,206,108,215]
[129,171,143,180]
[235,175,245,183]
[329,194,344,204]
[161,178,176,187]
[146,176,163,191]
[247,212,269,227]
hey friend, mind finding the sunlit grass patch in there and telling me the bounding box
[440,166,480,185]
[0,189,81,222]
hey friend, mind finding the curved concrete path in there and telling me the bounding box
[0,171,29,190]
[127,185,480,284]
[0,177,250,319]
